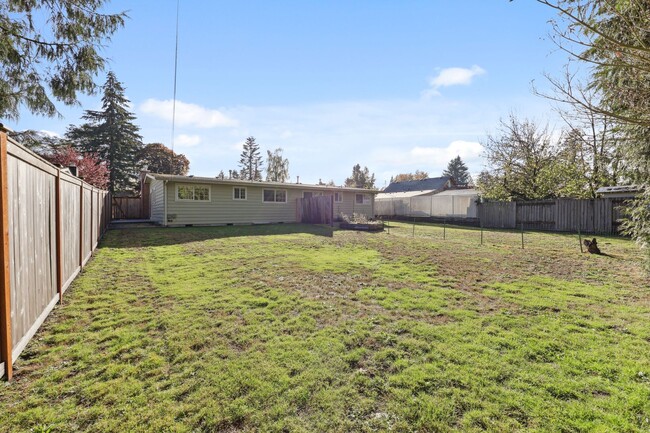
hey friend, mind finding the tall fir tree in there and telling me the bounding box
[442,156,471,185]
[239,136,263,181]
[66,72,143,193]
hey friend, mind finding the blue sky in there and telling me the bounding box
[10,0,569,187]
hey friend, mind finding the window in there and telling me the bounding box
[263,189,287,203]
[303,191,323,199]
[177,184,210,201]
[355,193,370,205]
[334,192,343,203]
[233,187,247,200]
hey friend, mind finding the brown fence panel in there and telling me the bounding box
[478,202,516,229]
[0,129,109,380]
[297,196,334,225]
[112,196,144,219]
[516,200,555,230]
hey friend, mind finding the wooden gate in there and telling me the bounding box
[112,196,145,219]
[296,195,334,225]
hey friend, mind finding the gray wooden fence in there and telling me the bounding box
[296,195,334,225]
[478,198,628,234]
[0,127,110,380]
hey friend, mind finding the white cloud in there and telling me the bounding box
[424,65,486,97]
[140,99,238,128]
[174,134,201,147]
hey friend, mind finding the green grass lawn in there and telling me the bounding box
[1,222,649,432]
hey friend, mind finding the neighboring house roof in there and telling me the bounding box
[376,190,437,199]
[376,188,478,200]
[145,173,379,194]
[433,188,478,197]
[383,177,453,194]
[595,185,641,196]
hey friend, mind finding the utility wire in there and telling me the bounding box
[170,0,180,173]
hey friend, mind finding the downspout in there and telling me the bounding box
[163,180,168,227]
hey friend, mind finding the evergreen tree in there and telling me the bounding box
[66,72,143,193]
[442,156,470,185]
[239,136,263,181]
[266,148,289,182]
[344,164,376,189]
[0,0,126,119]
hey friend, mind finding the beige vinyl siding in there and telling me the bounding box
[151,180,376,225]
[332,192,373,218]
[166,183,300,225]
[149,179,165,224]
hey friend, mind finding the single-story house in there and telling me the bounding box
[145,173,378,226]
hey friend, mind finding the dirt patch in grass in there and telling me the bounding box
[1,223,649,432]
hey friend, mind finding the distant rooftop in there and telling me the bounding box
[383,177,453,194]
[595,185,641,195]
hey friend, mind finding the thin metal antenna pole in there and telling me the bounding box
[170,0,180,172]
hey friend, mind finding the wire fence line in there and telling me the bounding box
[379,219,610,254]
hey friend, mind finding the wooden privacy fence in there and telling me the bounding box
[478,198,629,233]
[0,127,110,380]
[112,196,145,219]
[296,195,334,225]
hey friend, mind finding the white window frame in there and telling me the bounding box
[233,187,247,200]
[176,183,211,202]
[355,193,370,205]
[263,189,287,203]
[334,192,343,203]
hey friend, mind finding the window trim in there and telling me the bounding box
[233,186,247,201]
[175,183,211,202]
[334,192,343,203]
[263,188,288,203]
[355,193,370,205]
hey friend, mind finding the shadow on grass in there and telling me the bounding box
[100,223,337,249]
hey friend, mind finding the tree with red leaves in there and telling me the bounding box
[48,146,109,190]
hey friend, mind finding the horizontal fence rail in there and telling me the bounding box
[0,128,110,380]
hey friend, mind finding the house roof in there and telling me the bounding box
[383,177,452,194]
[376,190,436,199]
[595,185,641,195]
[145,173,379,194]
[376,188,478,200]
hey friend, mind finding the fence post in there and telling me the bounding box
[55,170,63,303]
[521,222,524,249]
[578,227,583,253]
[0,127,13,380]
[79,183,84,268]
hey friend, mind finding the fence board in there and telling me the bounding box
[0,130,110,380]
[478,202,516,229]
[112,196,144,219]
[297,196,334,225]
[478,198,625,234]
